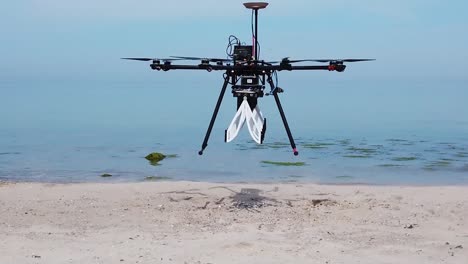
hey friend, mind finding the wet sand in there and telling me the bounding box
[1,181,467,263]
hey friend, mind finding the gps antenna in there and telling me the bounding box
[243,2,268,61]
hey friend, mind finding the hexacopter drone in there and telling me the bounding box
[123,2,374,156]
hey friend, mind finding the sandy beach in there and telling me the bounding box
[1,181,467,264]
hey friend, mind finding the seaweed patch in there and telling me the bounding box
[386,139,408,142]
[145,152,166,166]
[302,142,334,149]
[335,175,354,179]
[261,160,306,166]
[429,160,452,167]
[455,152,468,158]
[337,139,351,145]
[145,176,172,181]
[288,175,305,178]
[391,156,417,161]
[423,159,453,170]
[347,146,378,154]
[0,152,21,156]
[378,164,404,167]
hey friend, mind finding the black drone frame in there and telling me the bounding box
[123,2,374,156]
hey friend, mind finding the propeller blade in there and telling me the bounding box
[121,58,153,61]
[341,59,376,62]
[265,57,289,64]
[170,56,232,62]
[121,57,183,62]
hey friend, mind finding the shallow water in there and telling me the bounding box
[1,127,467,185]
[2,79,468,185]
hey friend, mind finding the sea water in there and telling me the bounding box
[1,127,467,184]
[1,79,467,185]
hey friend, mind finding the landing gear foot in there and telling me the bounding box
[293,149,299,156]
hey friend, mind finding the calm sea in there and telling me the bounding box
[1,80,467,185]
[1,125,467,185]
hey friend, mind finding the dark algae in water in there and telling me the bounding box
[455,152,468,158]
[0,152,21,155]
[424,159,453,170]
[288,175,305,178]
[145,152,166,162]
[337,139,351,145]
[145,152,178,166]
[391,156,417,161]
[100,173,112,177]
[261,160,306,166]
[347,146,378,154]
[335,175,354,179]
[302,142,335,149]
[386,138,409,142]
[144,176,172,181]
[378,164,404,167]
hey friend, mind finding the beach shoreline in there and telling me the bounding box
[1,181,467,263]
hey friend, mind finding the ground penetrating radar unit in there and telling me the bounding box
[123,2,374,156]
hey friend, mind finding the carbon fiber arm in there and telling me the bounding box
[152,63,345,72]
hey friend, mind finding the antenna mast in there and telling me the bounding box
[243,2,268,61]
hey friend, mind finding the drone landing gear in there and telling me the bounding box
[267,74,299,156]
[198,72,297,156]
[198,75,230,155]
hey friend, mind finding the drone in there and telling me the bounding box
[123,2,374,156]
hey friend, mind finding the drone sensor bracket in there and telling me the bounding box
[234,45,253,62]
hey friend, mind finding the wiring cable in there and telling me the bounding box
[226,35,240,59]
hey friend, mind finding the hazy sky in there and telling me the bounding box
[1,0,467,81]
[1,1,467,135]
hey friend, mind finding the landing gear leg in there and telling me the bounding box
[266,74,299,156]
[198,74,230,155]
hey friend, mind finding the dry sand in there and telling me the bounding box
[1,181,467,264]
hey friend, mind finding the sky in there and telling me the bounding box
[1,0,467,137]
